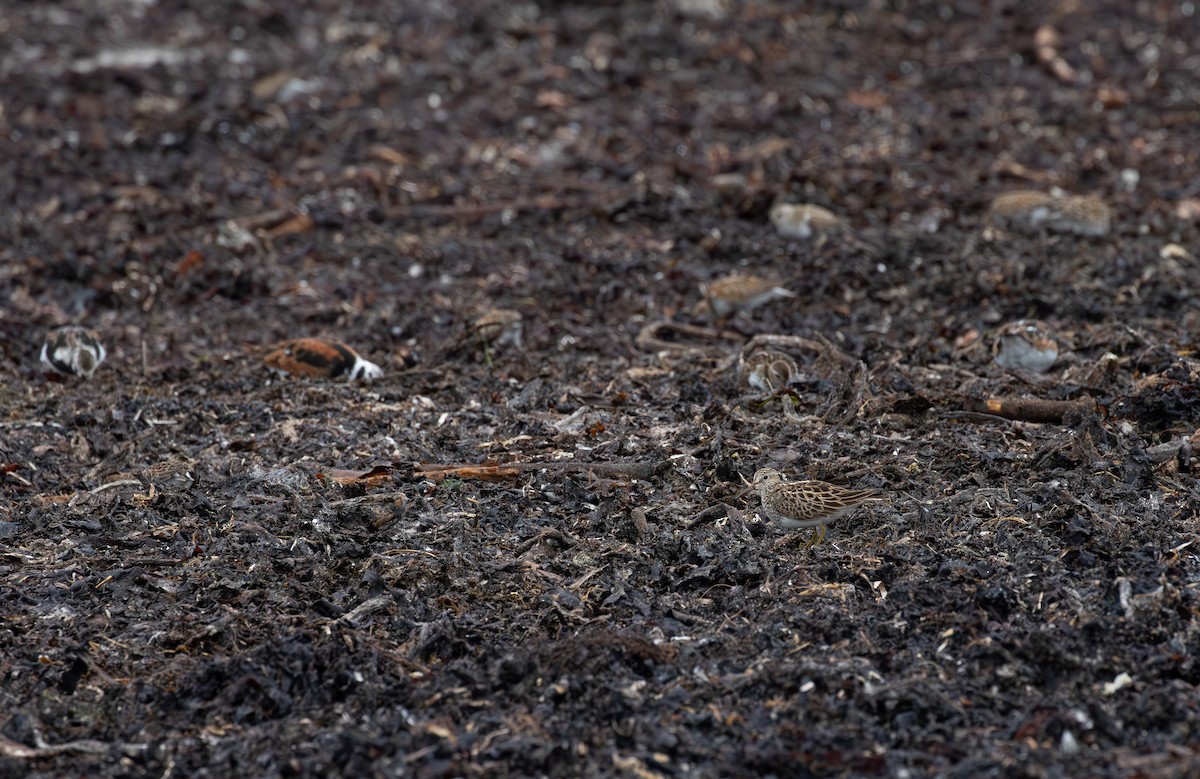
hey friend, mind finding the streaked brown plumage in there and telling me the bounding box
[471,308,524,350]
[986,191,1111,236]
[141,456,195,490]
[1048,195,1111,236]
[740,350,798,393]
[769,201,882,255]
[986,190,1055,230]
[750,468,884,548]
[769,202,846,240]
[694,274,795,320]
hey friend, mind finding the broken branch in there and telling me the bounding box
[968,396,1097,423]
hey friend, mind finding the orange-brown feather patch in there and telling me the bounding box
[264,338,360,379]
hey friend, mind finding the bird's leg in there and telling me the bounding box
[780,394,800,422]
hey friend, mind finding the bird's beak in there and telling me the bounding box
[732,471,754,499]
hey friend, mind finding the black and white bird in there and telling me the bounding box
[40,326,107,378]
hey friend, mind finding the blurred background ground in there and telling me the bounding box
[2,1,1200,776]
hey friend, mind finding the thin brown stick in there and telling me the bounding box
[0,733,145,759]
[968,396,1096,423]
[635,320,741,354]
[416,464,525,482]
[684,503,733,528]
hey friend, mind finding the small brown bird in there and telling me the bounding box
[471,308,524,351]
[694,274,795,320]
[986,191,1111,237]
[993,320,1059,374]
[140,456,196,491]
[748,467,884,548]
[739,349,798,393]
[40,326,106,378]
[986,190,1056,232]
[1047,195,1111,237]
[263,338,383,381]
[770,202,847,241]
[770,201,882,255]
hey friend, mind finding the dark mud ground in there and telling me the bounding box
[3,1,1200,776]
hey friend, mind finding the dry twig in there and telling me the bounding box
[968,396,1097,423]
[635,320,740,355]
